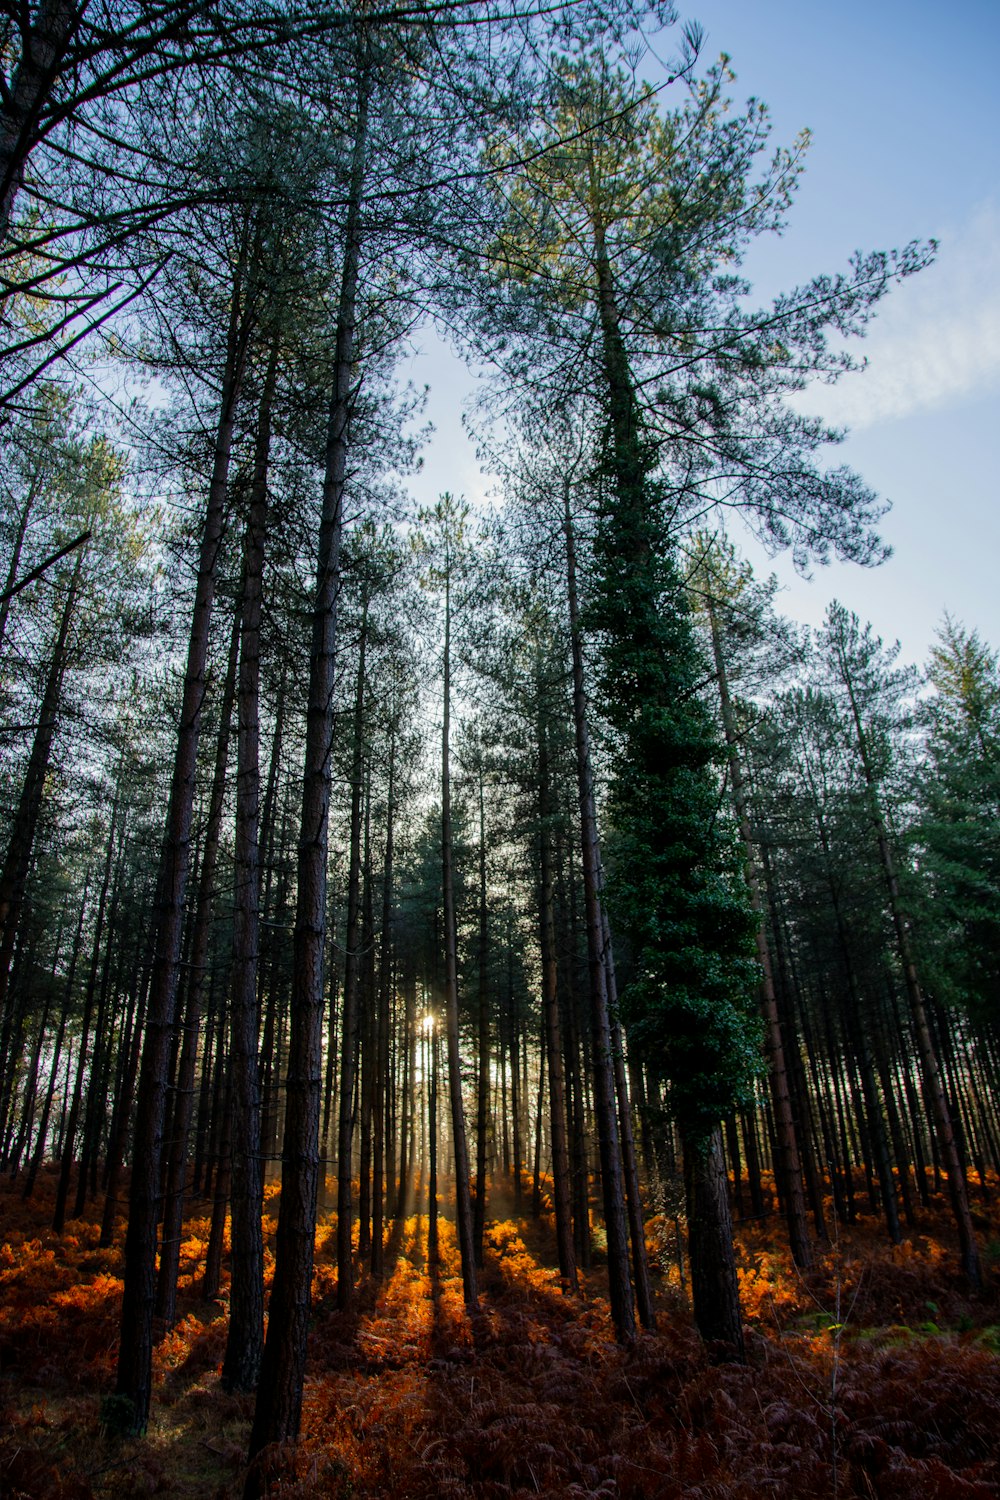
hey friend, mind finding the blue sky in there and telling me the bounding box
[406,0,1000,667]
[679,0,1000,664]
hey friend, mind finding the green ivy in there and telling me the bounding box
[590,418,761,1149]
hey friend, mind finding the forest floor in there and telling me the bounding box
[1,1171,999,1498]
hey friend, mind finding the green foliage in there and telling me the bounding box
[909,617,1000,1024]
[591,420,760,1145]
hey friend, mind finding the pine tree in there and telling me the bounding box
[912,618,1000,1027]
[818,602,982,1285]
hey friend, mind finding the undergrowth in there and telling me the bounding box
[1,1170,998,1497]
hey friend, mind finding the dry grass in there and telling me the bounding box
[2,1170,998,1497]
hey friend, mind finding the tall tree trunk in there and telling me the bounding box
[358,786,375,1257]
[223,337,278,1392]
[115,231,253,1435]
[561,948,590,1269]
[7,916,61,1177]
[246,68,369,1479]
[76,849,124,1212]
[532,1034,545,1218]
[257,832,291,1173]
[683,1128,746,1358]
[396,967,416,1218]
[322,901,340,1156]
[53,778,119,1232]
[0,0,80,237]
[562,488,633,1338]
[203,1072,233,1302]
[590,206,744,1354]
[0,468,41,661]
[838,661,982,1285]
[706,595,812,1268]
[23,882,88,1200]
[0,926,32,1165]
[536,701,577,1291]
[336,601,368,1308]
[255,666,288,1178]
[810,792,902,1246]
[371,743,394,1277]
[473,765,490,1266]
[201,979,228,1193]
[603,915,655,1329]
[428,1019,439,1261]
[100,945,150,1247]
[0,543,84,1027]
[507,927,522,1209]
[156,606,239,1323]
[441,554,478,1309]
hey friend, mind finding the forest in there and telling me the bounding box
[0,1,998,1496]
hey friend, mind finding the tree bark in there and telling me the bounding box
[562,488,634,1337]
[7,917,62,1177]
[838,660,982,1284]
[358,788,376,1257]
[372,743,395,1277]
[0,0,80,237]
[603,917,655,1328]
[53,779,119,1232]
[810,790,902,1245]
[336,600,368,1307]
[76,848,124,1211]
[683,1128,746,1358]
[100,940,151,1247]
[23,883,87,1200]
[706,596,812,1268]
[441,549,478,1309]
[536,705,577,1290]
[223,337,278,1392]
[0,543,84,1025]
[156,606,239,1323]
[115,231,253,1435]
[0,467,41,662]
[473,765,490,1266]
[246,66,369,1478]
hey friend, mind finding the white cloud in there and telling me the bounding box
[793,202,1000,429]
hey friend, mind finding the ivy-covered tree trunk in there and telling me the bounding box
[589,213,757,1359]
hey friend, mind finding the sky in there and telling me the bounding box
[403,0,1000,669]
